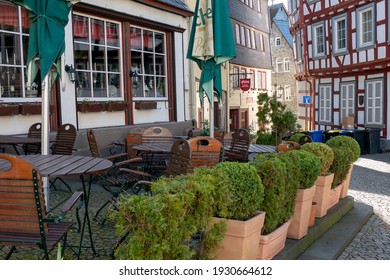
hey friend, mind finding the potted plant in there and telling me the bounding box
[19,102,41,115]
[106,101,129,112]
[301,142,335,218]
[250,153,295,260]
[77,99,106,113]
[278,149,321,240]
[326,136,360,199]
[0,103,19,116]
[211,162,266,260]
[111,170,229,260]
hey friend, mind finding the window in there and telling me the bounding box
[357,4,375,49]
[235,24,240,44]
[284,85,291,101]
[319,84,332,123]
[276,58,283,72]
[257,0,261,13]
[275,37,281,47]
[284,57,290,72]
[290,0,297,11]
[261,71,266,90]
[240,26,246,46]
[0,2,31,100]
[246,29,251,49]
[232,67,239,88]
[259,33,265,51]
[73,14,123,100]
[312,21,326,57]
[130,26,167,99]
[365,79,383,125]
[295,30,303,61]
[256,71,261,89]
[250,30,256,50]
[250,70,255,89]
[340,82,355,122]
[332,14,348,54]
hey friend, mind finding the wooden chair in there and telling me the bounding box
[51,123,77,155]
[0,154,83,259]
[223,128,250,162]
[183,126,202,139]
[23,122,42,154]
[214,130,227,144]
[49,123,77,191]
[187,136,222,173]
[276,141,301,152]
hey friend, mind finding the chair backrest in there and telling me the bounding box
[276,141,300,152]
[51,123,77,155]
[187,136,222,172]
[125,133,143,158]
[87,129,101,158]
[224,128,250,162]
[183,126,202,139]
[0,154,47,235]
[129,127,145,135]
[164,139,191,177]
[214,130,227,144]
[142,126,173,144]
[24,123,42,154]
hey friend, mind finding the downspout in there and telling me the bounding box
[187,16,195,123]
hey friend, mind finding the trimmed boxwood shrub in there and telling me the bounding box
[301,142,334,176]
[328,147,351,188]
[250,153,293,234]
[326,135,360,163]
[289,132,306,143]
[212,161,265,221]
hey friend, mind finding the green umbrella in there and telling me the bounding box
[187,0,236,136]
[11,0,72,81]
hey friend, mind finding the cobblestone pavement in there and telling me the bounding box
[338,151,390,260]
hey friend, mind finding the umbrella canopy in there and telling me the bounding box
[187,0,236,137]
[11,0,72,81]
[187,0,236,105]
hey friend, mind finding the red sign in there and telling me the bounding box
[240,78,251,91]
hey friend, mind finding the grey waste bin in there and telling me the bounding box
[365,128,381,154]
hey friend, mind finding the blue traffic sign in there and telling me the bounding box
[303,95,311,104]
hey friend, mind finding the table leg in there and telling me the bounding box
[77,174,98,259]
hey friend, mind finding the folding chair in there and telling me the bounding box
[223,128,251,162]
[0,154,83,260]
[23,122,42,154]
[50,123,77,192]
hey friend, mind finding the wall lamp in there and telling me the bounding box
[65,64,76,83]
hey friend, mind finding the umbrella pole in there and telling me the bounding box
[209,99,214,138]
[41,74,50,208]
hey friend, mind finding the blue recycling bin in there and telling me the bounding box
[306,130,324,142]
[323,130,342,143]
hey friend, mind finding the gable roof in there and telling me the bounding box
[156,0,192,12]
[270,4,293,48]
[132,0,193,16]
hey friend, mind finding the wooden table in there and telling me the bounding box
[132,142,174,173]
[0,135,42,155]
[0,154,113,259]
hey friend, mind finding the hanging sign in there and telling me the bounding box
[240,78,251,91]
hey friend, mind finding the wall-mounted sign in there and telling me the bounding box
[303,95,311,104]
[240,78,251,91]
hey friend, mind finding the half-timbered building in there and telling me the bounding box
[289,0,390,148]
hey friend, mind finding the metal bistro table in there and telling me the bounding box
[0,135,42,155]
[0,154,113,259]
[132,142,174,173]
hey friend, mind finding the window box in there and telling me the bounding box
[19,103,42,115]
[0,104,20,116]
[77,101,106,113]
[106,101,129,112]
[134,101,157,110]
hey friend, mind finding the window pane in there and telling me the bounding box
[144,76,155,97]
[76,71,92,97]
[108,73,121,97]
[143,30,153,52]
[74,43,90,70]
[130,27,142,50]
[106,22,119,47]
[143,52,154,75]
[91,18,105,45]
[154,32,165,53]
[156,77,166,97]
[93,72,107,98]
[107,47,120,72]
[74,15,89,43]
[155,54,165,75]
[91,45,106,71]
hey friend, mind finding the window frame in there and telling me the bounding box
[365,78,384,126]
[312,21,326,58]
[339,81,355,123]
[276,58,283,73]
[332,13,348,55]
[283,57,290,72]
[318,83,332,124]
[356,3,376,50]
[284,85,291,101]
[275,37,281,47]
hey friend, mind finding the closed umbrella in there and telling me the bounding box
[11,0,75,205]
[187,0,236,137]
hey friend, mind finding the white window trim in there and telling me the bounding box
[312,21,326,58]
[340,82,355,123]
[283,57,290,72]
[332,14,348,55]
[276,58,283,73]
[319,84,332,123]
[275,37,281,47]
[365,78,384,126]
[356,3,376,50]
[284,85,291,101]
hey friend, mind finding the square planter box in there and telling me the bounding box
[134,101,157,110]
[19,104,41,115]
[106,102,128,112]
[0,104,20,116]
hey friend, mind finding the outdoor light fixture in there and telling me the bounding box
[65,64,76,83]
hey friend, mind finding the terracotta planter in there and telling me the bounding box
[214,211,265,260]
[257,219,291,260]
[287,184,316,239]
[340,164,354,199]
[328,183,343,210]
[313,173,334,218]
[308,202,317,227]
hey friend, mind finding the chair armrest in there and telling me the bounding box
[119,168,152,178]
[60,191,84,214]
[115,157,143,167]
[105,152,128,161]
